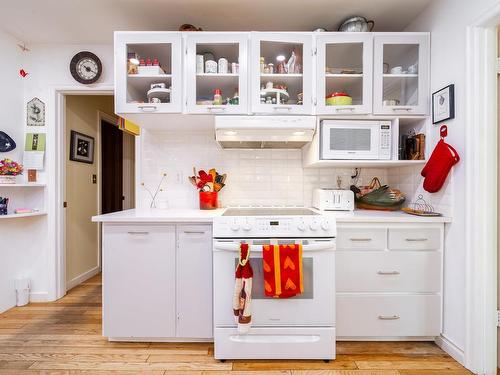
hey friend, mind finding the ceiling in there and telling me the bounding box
[0,0,432,44]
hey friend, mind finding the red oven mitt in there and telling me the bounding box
[420,125,460,193]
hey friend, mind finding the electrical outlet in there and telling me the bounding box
[92,174,97,184]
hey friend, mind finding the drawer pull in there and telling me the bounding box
[377,270,400,275]
[405,238,428,242]
[138,105,158,112]
[127,231,150,235]
[184,231,206,235]
[378,315,400,320]
[349,238,372,242]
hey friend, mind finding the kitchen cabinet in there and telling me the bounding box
[316,33,373,115]
[102,223,213,340]
[176,225,213,338]
[336,222,443,339]
[185,33,249,114]
[102,224,177,338]
[115,32,183,114]
[373,33,430,115]
[250,32,314,115]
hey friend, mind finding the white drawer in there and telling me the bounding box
[336,251,441,293]
[388,228,441,250]
[337,227,387,251]
[337,294,441,337]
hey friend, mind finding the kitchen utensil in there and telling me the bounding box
[352,177,405,211]
[390,66,403,74]
[326,92,353,106]
[338,16,374,32]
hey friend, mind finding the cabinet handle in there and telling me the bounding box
[183,231,206,235]
[273,106,292,111]
[377,270,400,275]
[207,106,226,112]
[405,238,428,242]
[378,315,400,320]
[349,238,372,242]
[127,231,150,235]
[138,105,158,112]
[335,107,355,112]
[391,107,413,112]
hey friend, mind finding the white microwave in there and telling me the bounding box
[320,120,392,160]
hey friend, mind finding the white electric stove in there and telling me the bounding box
[213,207,336,360]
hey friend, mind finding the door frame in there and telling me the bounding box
[465,4,500,374]
[96,110,119,272]
[52,86,113,299]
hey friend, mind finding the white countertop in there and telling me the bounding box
[92,208,451,224]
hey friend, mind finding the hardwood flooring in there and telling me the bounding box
[0,274,472,374]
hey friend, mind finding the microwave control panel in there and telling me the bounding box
[379,121,392,159]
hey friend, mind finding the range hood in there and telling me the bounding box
[215,116,316,149]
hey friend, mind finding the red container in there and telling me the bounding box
[199,191,218,210]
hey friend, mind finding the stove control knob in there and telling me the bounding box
[242,223,252,231]
[321,221,330,231]
[297,222,306,231]
[309,222,319,231]
[230,223,240,231]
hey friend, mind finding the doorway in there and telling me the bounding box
[64,95,135,291]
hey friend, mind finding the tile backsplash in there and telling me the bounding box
[139,130,391,209]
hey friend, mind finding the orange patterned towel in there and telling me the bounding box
[262,244,303,298]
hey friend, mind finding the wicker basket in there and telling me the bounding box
[354,177,405,211]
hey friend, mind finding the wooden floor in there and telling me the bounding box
[0,274,471,375]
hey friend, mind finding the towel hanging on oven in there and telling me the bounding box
[263,244,304,298]
[233,243,253,334]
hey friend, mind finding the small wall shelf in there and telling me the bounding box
[0,212,47,219]
[0,183,46,187]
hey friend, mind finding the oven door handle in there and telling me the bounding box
[213,241,335,252]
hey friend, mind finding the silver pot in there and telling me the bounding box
[338,16,375,32]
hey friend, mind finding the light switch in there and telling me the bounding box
[92,174,97,184]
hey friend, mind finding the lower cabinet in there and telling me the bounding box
[102,223,212,340]
[336,223,444,339]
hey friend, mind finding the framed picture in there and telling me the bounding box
[432,84,455,124]
[69,131,94,164]
[27,97,45,126]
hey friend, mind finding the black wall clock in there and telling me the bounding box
[70,51,102,84]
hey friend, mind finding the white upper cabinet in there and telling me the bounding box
[115,32,182,114]
[316,33,373,115]
[373,34,430,115]
[250,32,314,115]
[185,33,249,114]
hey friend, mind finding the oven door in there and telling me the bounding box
[321,120,380,160]
[213,238,335,327]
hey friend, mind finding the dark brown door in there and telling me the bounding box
[101,120,123,214]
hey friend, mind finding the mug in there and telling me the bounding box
[390,66,403,74]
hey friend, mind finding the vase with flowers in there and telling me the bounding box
[0,158,23,184]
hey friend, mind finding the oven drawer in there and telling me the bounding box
[337,227,386,251]
[214,327,335,360]
[336,251,441,293]
[388,228,441,250]
[336,294,441,337]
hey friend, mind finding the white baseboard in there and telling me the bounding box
[435,334,465,365]
[29,291,49,303]
[66,266,101,291]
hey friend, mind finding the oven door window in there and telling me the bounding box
[235,257,313,299]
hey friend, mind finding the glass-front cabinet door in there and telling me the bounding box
[251,32,313,115]
[316,33,373,115]
[373,34,429,115]
[115,32,182,114]
[186,33,248,114]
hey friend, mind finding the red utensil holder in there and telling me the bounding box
[199,191,218,210]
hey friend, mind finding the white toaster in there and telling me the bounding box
[312,188,355,211]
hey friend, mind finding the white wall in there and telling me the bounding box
[406,0,500,358]
[138,130,390,209]
[0,30,48,312]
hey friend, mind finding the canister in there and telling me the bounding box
[218,57,228,74]
[205,59,217,74]
[196,54,204,74]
